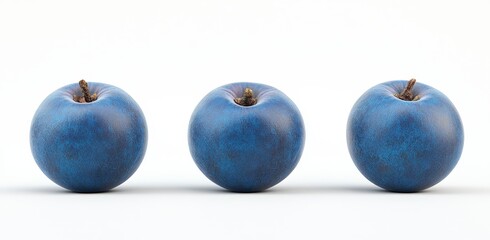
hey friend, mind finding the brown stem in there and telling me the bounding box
[395,78,420,101]
[234,88,257,106]
[74,80,97,103]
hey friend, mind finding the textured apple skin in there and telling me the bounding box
[30,82,148,192]
[188,82,305,192]
[347,80,464,192]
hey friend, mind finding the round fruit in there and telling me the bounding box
[188,82,305,192]
[347,79,464,192]
[30,80,148,192]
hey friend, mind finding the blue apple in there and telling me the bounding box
[188,82,305,192]
[347,79,464,192]
[30,80,148,192]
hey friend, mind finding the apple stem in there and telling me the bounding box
[74,80,98,103]
[234,88,257,106]
[395,78,420,101]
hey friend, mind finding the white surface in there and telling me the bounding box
[1,0,489,239]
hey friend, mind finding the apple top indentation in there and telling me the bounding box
[394,79,421,101]
[234,87,257,107]
[73,80,98,103]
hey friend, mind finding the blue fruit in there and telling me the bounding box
[347,79,464,192]
[188,82,305,192]
[30,80,148,192]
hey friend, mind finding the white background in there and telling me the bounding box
[1,0,489,239]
